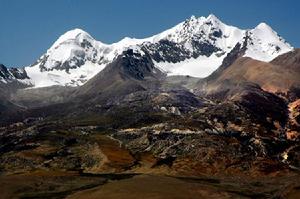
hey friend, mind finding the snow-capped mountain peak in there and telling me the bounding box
[206,13,222,24]
[152,14,226,43]
[35,28,106,72]
[22,14,293,88]
[24,28,109,87]
[189,15,197,21]
[255,22,272,30]
[49,28,97,51]
[243,22,293,61]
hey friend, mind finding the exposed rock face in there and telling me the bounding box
[0,63,31,98]
[72,49,164,102]
[120,49,157,80]
[0,64,11,79]
[0,64,29,81]
[141,39,222,64]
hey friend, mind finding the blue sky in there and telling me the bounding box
[0,0,299,67]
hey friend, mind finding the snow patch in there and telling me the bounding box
[25,61,105,88]
[243,22,293,62]
[155,53,226,78]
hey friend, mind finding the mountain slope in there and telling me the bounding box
[73,49,164,104]
[271,48,300,70]
[0,64,30,85]
[22,14,292,88]
[0,63,31,95]
[198,49,300,99]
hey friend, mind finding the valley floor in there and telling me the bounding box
[0,171,300,199]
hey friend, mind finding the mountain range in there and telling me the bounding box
[1,14,300,198]
[0,14,292,88]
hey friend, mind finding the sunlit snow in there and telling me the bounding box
[24,14,293,88]
[155,53,226,78]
